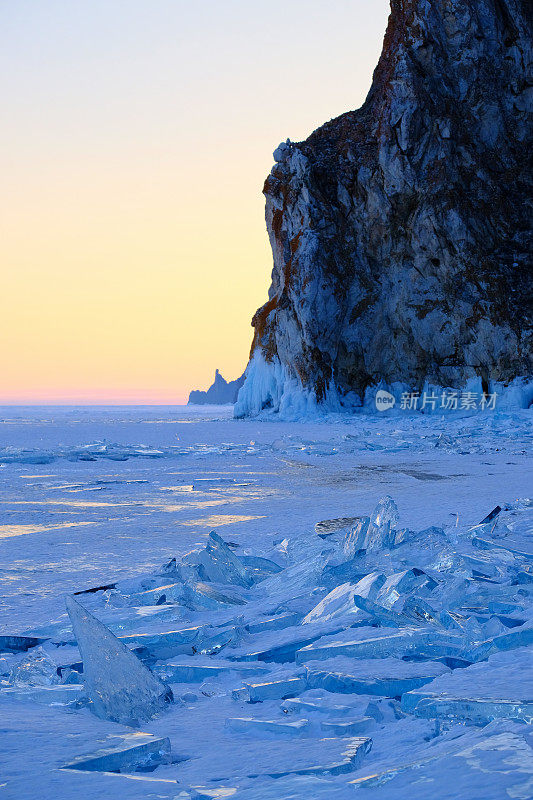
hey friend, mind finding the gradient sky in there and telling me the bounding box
[1,0,390,404]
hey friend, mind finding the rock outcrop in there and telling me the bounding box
[188,369,245,405]
[236,0,532,417]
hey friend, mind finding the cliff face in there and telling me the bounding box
[188,369,245,405]
[236,0,532,417]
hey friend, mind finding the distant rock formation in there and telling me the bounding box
[188,369,245,405]
[236,0,532,417]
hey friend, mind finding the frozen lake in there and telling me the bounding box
[0,405,531,799]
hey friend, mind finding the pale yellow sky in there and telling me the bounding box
[0,0,389,403]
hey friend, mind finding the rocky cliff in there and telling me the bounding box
[235,0,532,417]
[188,369,245,405]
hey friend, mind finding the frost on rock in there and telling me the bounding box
[66,595,173,725]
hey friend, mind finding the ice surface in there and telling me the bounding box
[66,595,173,725]
[349,723,533,799]
[1,406,532,800]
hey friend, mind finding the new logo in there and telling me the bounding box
[375,390,396,411]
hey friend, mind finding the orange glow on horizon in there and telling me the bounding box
[0,1,389,404]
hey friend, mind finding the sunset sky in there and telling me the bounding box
[1,0,389,404]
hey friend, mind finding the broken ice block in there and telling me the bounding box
[315,517,360,539]
[254,552,328,600]
[404,694,533,725]
[320,717,374,736]
[467,620,533,661]
[119,625,205,659]
[0,684,85,705]
[66,595,173,725]
[245,612,301,634]
[197,531,253,587]
[154,661,266,683]
[296,627,465,664]
[376,569,438,610]
[8,647,59,687]
[281,691,371,718]
[61,733,171,773]
[225,717,311,737]
[239,555,283,581]
[183,582,247,610]
[401,648,533,724]
[235,632,322,664]
[306,656,449,697]
[403,596,441,625]
[351,595,412,627]
[265,736,372,777]
[352,571,387,600]
[349,722,532,795]
[129,582,186,605]
[371,496,400,530]
[302,582,365,625]
[0,635,48,654]
[343,517,370,558]
[342,498,400,554]
[234,676,307,702]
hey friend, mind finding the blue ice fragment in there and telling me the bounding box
[320,717,374,736]
[66,596,173,725]
[225,717,311,737]
[0,635,48,653]
[245,612,301,634]
[239,555,283,581]
[302,582,367,626]
[235,675,307,702]
[306,656,449,698]
[376,569,438,610]
[0,684,85,705]
[296,627,465,664]
[401,648,533,724]
[182,582,247,609]
[154,661,266,683]
[61,733,171,773]
[466,620,533,661]
[9,647,59,687]
[119,625,206,659]
[371,496,400,530]
[344,517,371,558]
[197,531,253,587]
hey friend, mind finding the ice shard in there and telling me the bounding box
[370,496,400,530]
[9,647,59,687]
[302,582,366,625]
[197,531,253,587]
[66,595,173,725]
